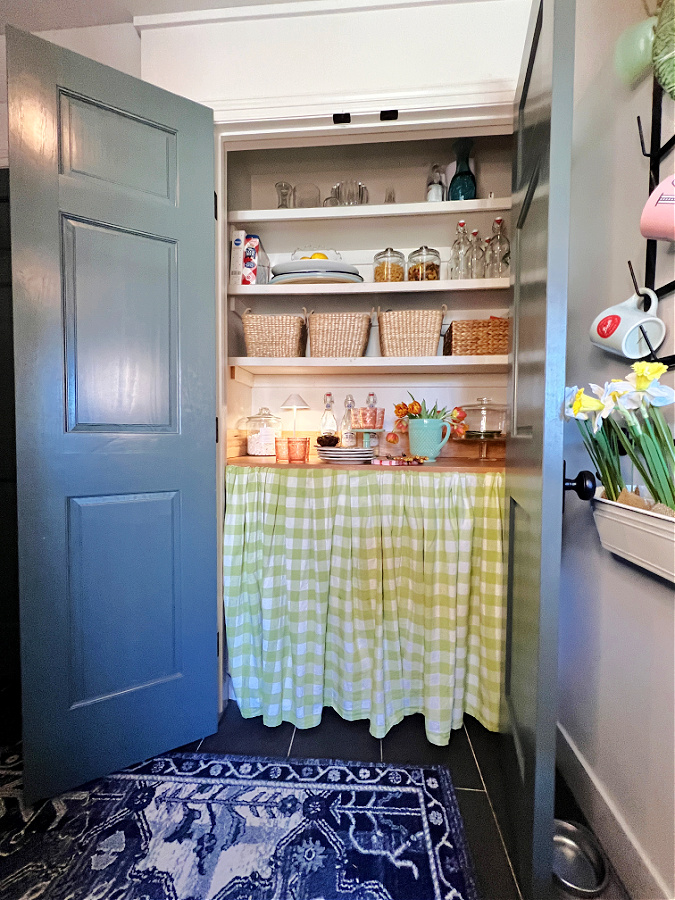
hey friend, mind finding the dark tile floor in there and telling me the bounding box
[181,704,632,900]
[182,703,523,900]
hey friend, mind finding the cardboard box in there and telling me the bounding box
[241,234,270,285]
[229,227,246,288]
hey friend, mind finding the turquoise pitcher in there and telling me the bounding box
[408,418,451,462]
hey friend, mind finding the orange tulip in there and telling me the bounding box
[452,422,467,438]
[393,418,408,433]
[385,432,399,444]
[451,406,467,421]
[394,402,409,418]
[408,400,422,416]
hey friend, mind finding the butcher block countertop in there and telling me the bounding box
[228,456,505,473]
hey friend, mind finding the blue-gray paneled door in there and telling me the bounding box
[7,27,218,803]
[501,1,576,898]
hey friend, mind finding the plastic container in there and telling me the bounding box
[407,246,441,281]
[373,248,405,283]
[246,407,282,455]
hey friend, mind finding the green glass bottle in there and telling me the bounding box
[448,138,477,201]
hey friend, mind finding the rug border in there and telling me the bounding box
[153,751,482,900]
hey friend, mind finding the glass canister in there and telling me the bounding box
[246,407,282,455]
[461,397,507,439]
[407,246,441,281]
[373,248,405,282]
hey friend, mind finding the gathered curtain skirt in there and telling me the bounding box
[223,465,506,745]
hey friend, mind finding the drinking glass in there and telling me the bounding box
[335,181,369,206]
[275,181,293,209]
[293,184,320,208]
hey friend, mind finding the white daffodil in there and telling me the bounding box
[612,364,675,410]
[563,385,581,419]
[566,387,605,429]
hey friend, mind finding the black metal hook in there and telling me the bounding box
[637,116,650,157]
[627,260,652,310]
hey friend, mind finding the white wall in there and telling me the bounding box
[137,0,531,128]
[0,23,141,166]
[559,2,675,898]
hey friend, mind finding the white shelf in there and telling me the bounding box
[228,198,512,225]
[229,278,510,297]
[229,355,509,376]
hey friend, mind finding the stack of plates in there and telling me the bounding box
[271,260,363,285]
[316,447,374,465]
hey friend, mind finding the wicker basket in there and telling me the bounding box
[444,317,509,356]
[242,309,307,357]
[308,310,372,358]
[378,306,446,357]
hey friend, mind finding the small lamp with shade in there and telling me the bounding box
[281,393,309,437]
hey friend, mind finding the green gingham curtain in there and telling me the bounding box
[223,465,506,745]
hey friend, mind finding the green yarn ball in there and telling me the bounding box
[653,0,675,99]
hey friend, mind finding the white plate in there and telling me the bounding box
[273,259,360,276]
[321,459,373,465]
[317,451,374,458]
[270,272,364,285]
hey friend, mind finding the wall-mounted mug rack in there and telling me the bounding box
[635,78,675,371]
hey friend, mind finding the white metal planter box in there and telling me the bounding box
[592,490,675,583]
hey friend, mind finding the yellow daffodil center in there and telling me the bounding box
[572,388,604,416]
[631,361,667,390]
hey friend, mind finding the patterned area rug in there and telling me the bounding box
[0,746,480,900]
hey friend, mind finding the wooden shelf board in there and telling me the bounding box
[229,355,509,376]
[229,278,510,296]
[228,198,512,225]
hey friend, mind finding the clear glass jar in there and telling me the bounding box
[462,398,507,438]
[246,407,282,455]
[407,246,441,281]
[373,248,405,282]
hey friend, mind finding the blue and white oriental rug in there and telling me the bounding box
[0,746,480,900]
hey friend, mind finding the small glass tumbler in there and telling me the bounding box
[275,181,294,209]
[288,437,309,463]
[275,437,290,462]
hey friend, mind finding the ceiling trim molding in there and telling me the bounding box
[206,82,515,138]
[134,0,488,30]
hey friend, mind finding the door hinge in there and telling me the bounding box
[216,416,219,443]
[214,191,218,220]
[217,631,220,657]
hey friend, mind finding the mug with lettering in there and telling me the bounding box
[589,289,666,359]
[640,175,675,242]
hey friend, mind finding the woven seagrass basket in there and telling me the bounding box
[242,309,307,357]
[308,310,372,358]
[444,317,509,356]
[378,306,446,357]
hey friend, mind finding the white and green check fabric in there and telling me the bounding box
[223,465,506,744]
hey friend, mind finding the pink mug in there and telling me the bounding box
[640,175,675,242]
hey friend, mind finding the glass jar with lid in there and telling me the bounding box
[461,397,507,439]
[407,246,441,281]
[246,407,282,455]
[373,248,405,282]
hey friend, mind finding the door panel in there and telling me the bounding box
[7,27,218,802]
[501,1,576,897]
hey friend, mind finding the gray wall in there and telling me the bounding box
[559,2,675,898]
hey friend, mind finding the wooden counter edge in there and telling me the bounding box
[227,456,505,473]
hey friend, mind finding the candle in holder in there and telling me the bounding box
[288,437,309,463]
[275,437,290,462]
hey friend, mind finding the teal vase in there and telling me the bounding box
[408,419,451,462]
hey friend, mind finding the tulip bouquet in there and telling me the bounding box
[386,394,467,445]
[565,362,675,512]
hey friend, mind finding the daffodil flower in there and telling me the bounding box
[610,372,675,410]
[569,388,605,426]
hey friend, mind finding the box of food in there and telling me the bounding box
[229,227,246,288]
[241,234,270,286]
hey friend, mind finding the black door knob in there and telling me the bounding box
[563,466,596,501]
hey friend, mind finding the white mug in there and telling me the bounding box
[589,289,666,359]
